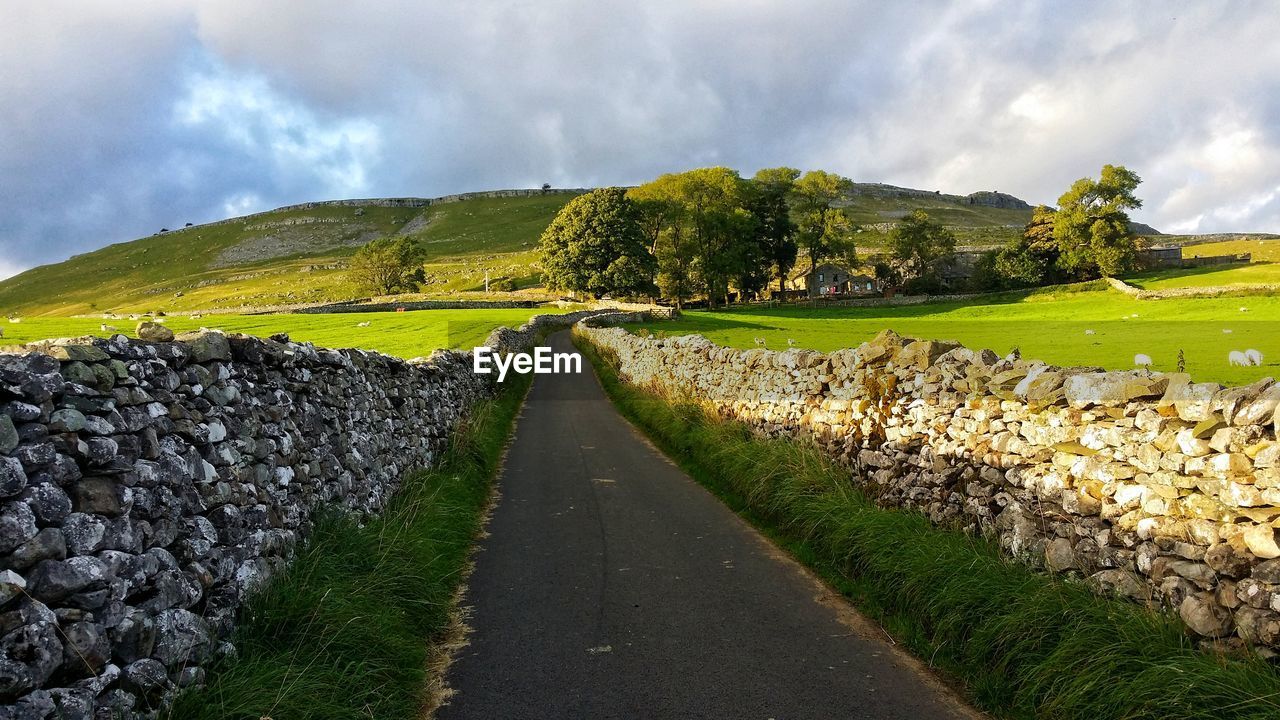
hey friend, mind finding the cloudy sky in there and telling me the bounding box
[1,1,1278,278]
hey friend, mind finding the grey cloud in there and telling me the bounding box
[1,0,1278,279]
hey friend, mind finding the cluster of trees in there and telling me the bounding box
[347,164,1141,302]
[539,167,956,306]
[979,164,1144,290]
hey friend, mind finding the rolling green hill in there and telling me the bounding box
[841,183,1036,248]
[0,180,1173,317]
[0,190,584,317]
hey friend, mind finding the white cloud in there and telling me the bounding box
[1,0,1278,275]
[174,59,382,199]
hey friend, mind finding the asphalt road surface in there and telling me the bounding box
[438,331,982,720]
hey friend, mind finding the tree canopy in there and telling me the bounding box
[791,170,856,271]
[628,168,751,307]
[888,210,955,288]
[538,187,657,298]
[1054,164,1143,277]
[747,167,800,292]
[992,205,1062,287]
[349,237,425,296]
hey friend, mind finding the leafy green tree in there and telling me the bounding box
[969,250,1008,292]
[873,261,900,291]
[349,237,425,295]
[993,205,1061,287]
[539,187,656,298]
[792,170,855,271]
[746,167,800,292]
[1054,164,1143,277]
[630,168,750,308]
[654,225,698,309]
[888,210,955,288]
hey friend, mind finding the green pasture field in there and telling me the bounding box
[1124,262,1280,290]
[0,307,566,359]
[626,288,1280,386]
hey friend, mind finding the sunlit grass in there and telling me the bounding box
[625,287,1280,385]
[0,307,567,359]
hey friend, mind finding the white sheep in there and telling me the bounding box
[1229,350,1250,367]
[753,337,766,348]
[1240,307,1250,313]
[1223,329,1234,334]
[787,339,797,347]
[1084,329,1095,335]
[356,321,372,328]
[99,324,118,332]
[1134,353,1153,368]
[1246,349,1264,366]
[7,317,20,323]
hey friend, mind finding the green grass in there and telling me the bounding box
[1125,263,1280,290]
[0,307,566,359]
[1153,237,1280,263]
[575,334,1280,720]
[0,193,579,316]
[626,287,1280,385]
[167,369,531,720]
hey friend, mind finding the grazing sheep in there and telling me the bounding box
[1134,353,1153,368]
[1229,350,1250,366]
[787,339,796,347]
[1241,307,1250,313]
[7,317,19,323]
[356,321,372,328]
[100,324,118,332]
[1084,329,1095,335]
[753,337,766,348]
[1223,329,1234,334]
[1246,349,1264,366]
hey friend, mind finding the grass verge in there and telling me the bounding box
[167,372,531,720]
[573,332,1280,720]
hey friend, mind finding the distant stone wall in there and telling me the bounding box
[580,325,1280,656]
[292,299,543,314]
[0,307,643,718]
[1107,276,1279,300]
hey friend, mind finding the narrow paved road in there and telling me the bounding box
[438,331,981,720]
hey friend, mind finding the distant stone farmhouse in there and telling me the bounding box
[770,262,878,299]
[807,263,876,297]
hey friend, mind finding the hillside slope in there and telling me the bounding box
[0,190,583,316]
[1,180,1183,317]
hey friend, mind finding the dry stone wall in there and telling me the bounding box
[0,308,634,719]
[580,325,1280,657]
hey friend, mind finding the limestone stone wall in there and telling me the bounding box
[0,308,635,718]
[579,325,1280,656]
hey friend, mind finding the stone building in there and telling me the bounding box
[805,264,876,298]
